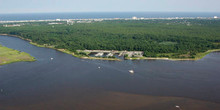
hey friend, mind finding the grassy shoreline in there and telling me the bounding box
[126,49,220,61]
[1,34,219,61]
[56,49,121,61]
[30,40,121,61]
[0,44,36,65]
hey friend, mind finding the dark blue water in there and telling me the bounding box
[0,12,220,21]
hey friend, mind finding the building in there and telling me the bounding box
[214,16,218,19]
[67,20,75,25]
[48,22,63,25]
[140,17,145,20]
[76,20,92,23]
[132,16,137,20]
[3,24,21,27]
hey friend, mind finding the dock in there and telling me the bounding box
[95,53,104,57]
[106,53,114,57]
[77,50,143,58]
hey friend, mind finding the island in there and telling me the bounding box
[0,18,220,61]
[0,45,35,65]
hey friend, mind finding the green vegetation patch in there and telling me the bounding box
[0,45,35,65]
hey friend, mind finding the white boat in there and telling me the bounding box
[51,58,54,60]
[129,70,134,74]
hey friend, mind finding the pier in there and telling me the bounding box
[95,53,104,57]
[77,50,143,58]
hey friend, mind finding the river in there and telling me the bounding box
[0,35,220,110]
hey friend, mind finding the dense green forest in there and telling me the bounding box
[1,19,220,58]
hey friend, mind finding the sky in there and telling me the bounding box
[0,0,220,14]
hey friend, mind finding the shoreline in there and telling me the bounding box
[0,44,36,66]
[1,34,220,61]
[0,58,36,66]
[0,16,219,24]
[126,49,220,61]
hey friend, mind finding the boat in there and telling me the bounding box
[129,70,134,74]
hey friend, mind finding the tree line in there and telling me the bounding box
[0,19,220,58]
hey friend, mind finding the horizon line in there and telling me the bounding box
[1,11,220,14]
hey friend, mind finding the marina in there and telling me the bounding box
[77,50,143,58]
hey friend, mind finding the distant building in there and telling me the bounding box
[48,22,63,25]
[67,20,75,25]
[140,17,145,20]
[214,16,218,19]
[3,24,21,27]
[76,20,92,23]
[132,16,137,20]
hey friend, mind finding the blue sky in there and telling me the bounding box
[0,0,220,13]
